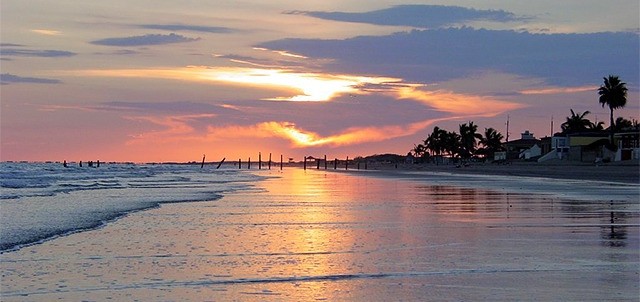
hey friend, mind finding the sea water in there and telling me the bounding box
[0,162,263,252]
[1,165,638,300]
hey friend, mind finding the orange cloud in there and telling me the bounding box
[124,114,216,144]
[63,66,525,122]
[31,29,62,36]
[394,84,525,116]
[205,119,447,148]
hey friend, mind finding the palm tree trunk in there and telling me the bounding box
[610,107,614,143]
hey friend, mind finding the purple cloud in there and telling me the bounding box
[260,27,639,87]
[287,5,527,28]
[91,33,200,46]
[1,73,62,85]
[140,24,235,33]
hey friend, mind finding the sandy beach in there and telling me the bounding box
[1,167,638,301]
[367,160,640,184]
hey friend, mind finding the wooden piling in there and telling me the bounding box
[334,158,337,170]
[316,158,320,169]
[201,154,205,168]
[303,156,307,170]
[216,158,226,169]
[268,153,272,170]
[280,154,283,170]
[324,155,327,169]
[248,157,251,169]
[346,156,349,170]
[238,158,241,169]
[259,152,262,170]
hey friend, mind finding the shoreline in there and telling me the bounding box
[322,160,640,184]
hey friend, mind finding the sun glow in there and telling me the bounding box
[68,66,400,102]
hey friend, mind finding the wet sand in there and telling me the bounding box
[1,168,639,301]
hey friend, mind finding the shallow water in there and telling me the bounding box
[1,168,638,301]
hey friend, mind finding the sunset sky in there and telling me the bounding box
[1,1,638,162]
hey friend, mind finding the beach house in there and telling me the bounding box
[538,127,639,163]
[504,130,541,160]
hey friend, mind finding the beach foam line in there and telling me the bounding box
[0,267,614,298]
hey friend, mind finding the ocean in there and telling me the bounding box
[1,163,638,300]
[0,162,263,252]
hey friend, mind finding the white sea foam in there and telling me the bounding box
[0,162,263,252]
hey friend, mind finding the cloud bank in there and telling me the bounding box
[91,33,201,46]
[260,27,639,86]
[287,5,526,28]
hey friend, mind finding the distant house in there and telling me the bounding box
[615,131,640,161]
[565,132,611,162]
[504,130,540,160]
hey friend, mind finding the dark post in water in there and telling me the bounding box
[268,153,272,170]
[201,154,205,168]
[346,156,349,170]
[280,154,283,170]
[303,156,307,170]
[259,152,262,170]
[324,155,327,169]
[216,158,226,169]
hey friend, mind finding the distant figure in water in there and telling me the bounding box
[88,161,93,167]
[97,160,100,168]
[63,160,67,168]
[79,161,83,167]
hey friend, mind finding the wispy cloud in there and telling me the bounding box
[519,85,598,95]
[91,33,200,46]
[64,66,400,102]
[63,65,524,117]
[140,24,234,33]
[0,45,76,58]
[1,73,61,85]
[287,5,527,29]
[31,29,62,36]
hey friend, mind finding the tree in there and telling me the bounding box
[411,143,426,158]
[442,131,461,160]
[612,117,633,132]
[425,126,447,162]
[589,121,606,131]
[458,122,482,160]
[561,109,592,133]
[598,75,628,141]
[478,127,504,159]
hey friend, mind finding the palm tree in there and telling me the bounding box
[598,75,628,141]
[589,121,606,131]
[443,131,461,160]
[425,126,447,163]
[561,109,592,133]
[612,117,633,132]
[411,143,426,158]
[458,122,482,161]
[479,127,504,159]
